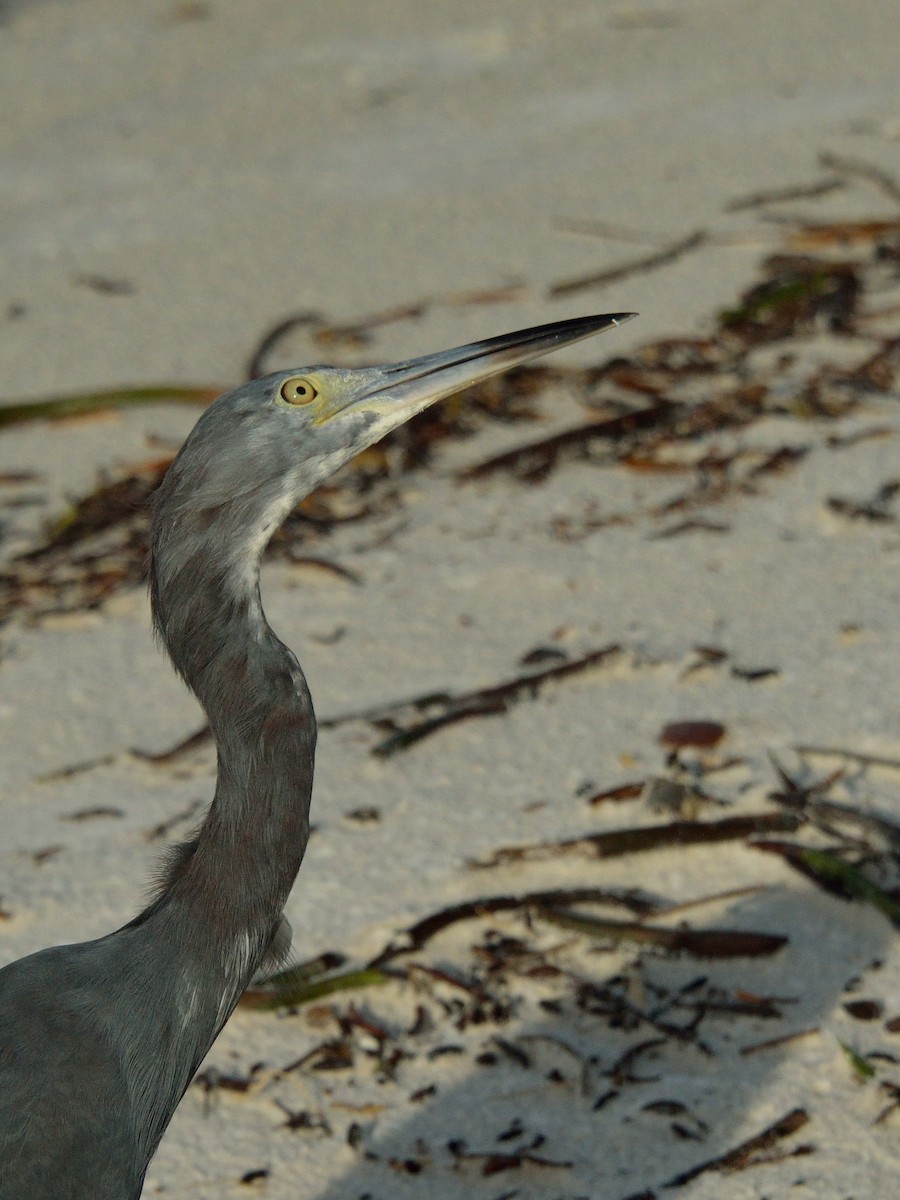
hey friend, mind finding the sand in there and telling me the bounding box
[1,1,900,1197]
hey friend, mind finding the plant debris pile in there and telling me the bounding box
[194,755,900,1199]
[1,216,899,627]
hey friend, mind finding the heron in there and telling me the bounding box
[0,312,632,1199]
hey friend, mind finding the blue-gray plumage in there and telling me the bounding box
[0,313,633,1198]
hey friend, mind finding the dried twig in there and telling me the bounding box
[725,177,845,211]
[663,1107,811,1187]
[369,885,653,969]
[459,403,671,482]
[818,151,900,206]
[740,1027,820,1057]
[0,386,217,429]
[793,744,900,773]
[368,644,622,756]
[534,908,787,958]
[549,231,708,297]
[472,811,802,869]
[752,841,900,927]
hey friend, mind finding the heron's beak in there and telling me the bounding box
[329,312,636,434]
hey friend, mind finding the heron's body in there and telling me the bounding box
[0,457,314,1198]
[0,313,631,1198]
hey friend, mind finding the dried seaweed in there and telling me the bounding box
[720,256,860,341]
[241,967,391,1011]
[0,385,218,429]
[37,756,117,783]
[769,755,900,851]
[740,1027,820,1057]
[726,177,845,211]
[533,908,787,959]
[369,885,654,969]
[652,884,769,918]
[785,218,900,250]
[5,209,899,629]
[61,805,124,822]
[459,403,672,483]
[752,842,900,927]
[223,748,869,1197]
[242,883,656,1011]
[0,463,166,626]
[472,811,802,869]
[793,745,900,773]
[661,1107,811,1187]
[448,1139,573,1176]
[827,479,899,523]
[817,151,900,205]
[587,781,644,806]
[368,644,621,756]
[246,285,526,378]
[549,231,708,297]
[132,725,211,766]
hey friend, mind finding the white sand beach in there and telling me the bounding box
[2,1,900,1197]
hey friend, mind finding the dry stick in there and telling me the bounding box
[534,908,787,958]
[849,334,900,383]
[786,218,900,249]
[440,284,527,305]
[752,841,900,927]
[37,755,117,783]
[369,643,623,757]
[549,230,708,297]
[451,1147,573,1176]
[472,811,803,869]
[0,386,219,430]
[145,800,204,843]
[330,643,619,728]
[818,151,900,206]
[740,1027,820,1057]
[407,962,488,1002]
[695,995,785,1020]
[368,885,653,970]
[132,724,212,766]
[61,805,124,822]
[555,218,669,243]
[651,884,768,918]
[246,285,527,379]
[244,884,654,1008]
[588,781,645,805]
[606,1037,668,1085]
[286,556,363,585]
[793,744,900,772]
[239,806,866,1007]
[459,402,672,482]
[246,312,322,379]
[240,967,389,1011]
[768,754,900,849]
[799,796,900,851]
[725,177,845,211]
[662,1107,811,1188]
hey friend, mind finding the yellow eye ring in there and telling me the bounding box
[279,377,318,405]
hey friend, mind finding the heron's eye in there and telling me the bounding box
[279,377,318,405]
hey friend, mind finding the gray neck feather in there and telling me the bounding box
[119,466,316,1156]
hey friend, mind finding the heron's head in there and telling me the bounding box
[152,313,634,582]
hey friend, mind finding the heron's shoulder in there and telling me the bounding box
[0,940,119,1028]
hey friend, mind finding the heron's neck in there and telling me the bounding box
[147,533,316,990]
[106,526,315,1163]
